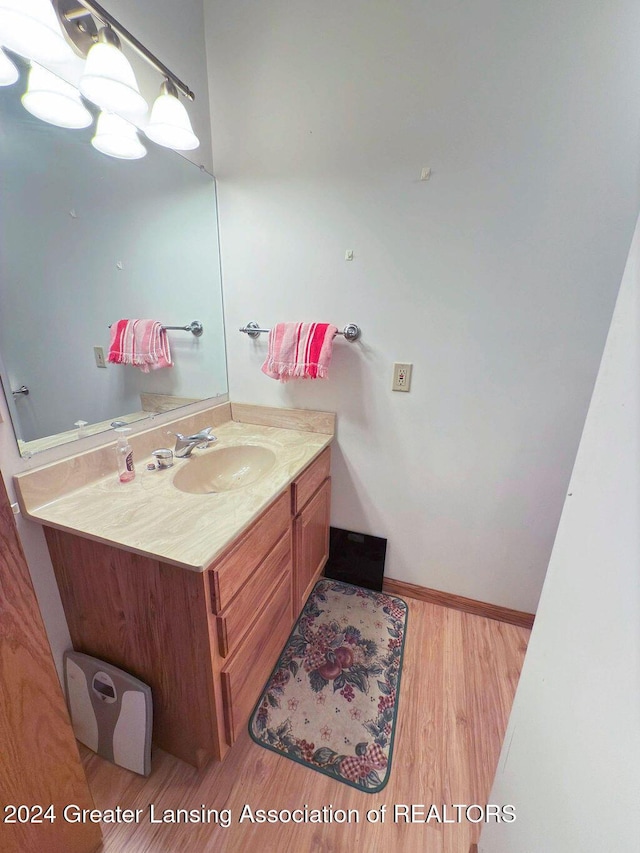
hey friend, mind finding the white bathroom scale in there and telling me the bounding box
[64,651,153,776]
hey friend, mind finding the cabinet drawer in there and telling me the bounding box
[291,447,331,515]
[221,572,292,745]
[208,490,290,613]
[216,531,291,658]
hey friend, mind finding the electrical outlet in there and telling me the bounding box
[94,346,107,368]
[392,362,412,392]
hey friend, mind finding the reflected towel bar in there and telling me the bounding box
[108,320,204,337]
[239,322,361,342]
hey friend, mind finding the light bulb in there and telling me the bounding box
[79,28,147,118]
[145,80,199,151]
[0,0,73,64]
[22,62,92,128]
[91,111,146,160]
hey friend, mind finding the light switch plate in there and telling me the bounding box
[392,362,412,392]
[94,346,107,368]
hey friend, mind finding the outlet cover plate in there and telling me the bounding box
[392,362,412,392]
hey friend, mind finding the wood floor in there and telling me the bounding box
[81,598,529,853]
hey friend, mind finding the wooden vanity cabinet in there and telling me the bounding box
[43,446,332,771]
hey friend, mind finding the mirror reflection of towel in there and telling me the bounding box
[108,319,173,372]
[261,322,338,382]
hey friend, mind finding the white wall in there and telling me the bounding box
[0,0,215,678]
[204,0,640,613]
[479,217,640,851]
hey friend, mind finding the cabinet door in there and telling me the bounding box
[294,477,330,613]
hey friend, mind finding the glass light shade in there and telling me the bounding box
[145,90,199,150]
[91,111,146,160]
[0,46,17,85]
[80,41,147,117]
[0,0,73,64]
[22,62,92,128]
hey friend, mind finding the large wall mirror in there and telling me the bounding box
[0,59,227,458]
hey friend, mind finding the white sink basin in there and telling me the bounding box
[171,445,276,494]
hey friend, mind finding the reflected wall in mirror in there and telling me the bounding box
[0,62,228,457]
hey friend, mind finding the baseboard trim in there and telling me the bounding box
[382,578,535,629]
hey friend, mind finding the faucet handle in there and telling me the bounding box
[196,435,217,448]
[169,427,216,457]
[152,448,174,469]
[188,427,217,443]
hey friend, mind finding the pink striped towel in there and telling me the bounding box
[107,319,173,372]
[261,322,338,382]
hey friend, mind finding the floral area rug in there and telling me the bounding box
[249,579,408,793]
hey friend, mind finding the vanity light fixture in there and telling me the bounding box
[53,1,197,136]
[0,0,73,65]
[79,25,147,118]
[0,46,17,85]
[0,1,199,160]
[22,61,92,127]
[145,79,199,151]
[91,110,146,160]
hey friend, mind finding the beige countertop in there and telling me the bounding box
[14,403,333,572]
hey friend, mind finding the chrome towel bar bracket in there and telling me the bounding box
[165,321,204,337]
[239,322,361,342]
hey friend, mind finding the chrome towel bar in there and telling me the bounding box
[108,320,203,337]
[239,322,361,342]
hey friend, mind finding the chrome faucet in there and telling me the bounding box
[172,427,217,458]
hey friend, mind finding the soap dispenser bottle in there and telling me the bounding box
[115,427,135,483]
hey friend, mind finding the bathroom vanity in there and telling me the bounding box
[14,403,333,768]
